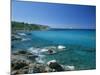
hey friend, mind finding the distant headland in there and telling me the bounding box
[11,21,50,32]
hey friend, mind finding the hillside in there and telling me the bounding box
[11,21,50,31]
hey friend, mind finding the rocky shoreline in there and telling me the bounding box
[11,50,75,75]
[11,31,76,75]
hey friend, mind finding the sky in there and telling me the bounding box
[12,0,96,29]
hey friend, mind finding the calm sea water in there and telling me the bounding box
[12,29,96,70]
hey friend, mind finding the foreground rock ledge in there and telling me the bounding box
[11,50,75,75]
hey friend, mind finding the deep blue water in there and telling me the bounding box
[31,29,96,48]
[12,29,96,70]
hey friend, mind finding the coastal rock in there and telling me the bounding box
[31,63,46,73]
[21,38,30,41]
[17,33,26,36]
[26,33,32,35]
[47,60,64,71]
[41,49,48,52]
[41,48,56,55]
[45,66,54,72]
[27,55,38,61]
[12,50,39,62]
[11,70,20,75]
[47,49,56,55]
[63,65,75,71]
[12,60,29,70]
[58,45,66,50]
[11,34,22,41]
[17,50,28,54]
[13,50,33,55]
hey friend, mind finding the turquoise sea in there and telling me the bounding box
[12,29,96,70]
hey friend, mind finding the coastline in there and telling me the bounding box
[11,23,96,74]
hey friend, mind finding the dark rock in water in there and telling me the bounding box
[26,33,32,35]
[47,60,64,71]
[18,50,28,54]
[13,50,33,55]
[27,55,38,61]
[46,49,56,55]
[11,35,22,41]
[48,49,54,54]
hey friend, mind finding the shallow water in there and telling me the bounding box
[12,29,96,70]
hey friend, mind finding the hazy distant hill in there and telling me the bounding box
[11,21,50,31]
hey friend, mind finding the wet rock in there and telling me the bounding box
[12,60,29,70]
[11,69,29,75]
[58,45,66,49]
[13,50,33,55]
[45,66,54,72]
[11,34,22,41]
[17,33,26,36]
[11,70,18,75]
[47,60,64,71]
[47,49,56,55]
[27,55,38,61]
[26,33,32,35]
[63,65,75,71]
[17,50,29,55]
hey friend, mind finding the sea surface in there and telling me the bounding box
[12,29,96,70]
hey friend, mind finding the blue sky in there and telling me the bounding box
[12,0,96,29]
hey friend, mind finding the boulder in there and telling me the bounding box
[12,60,29,70]
[32,64,46,73]
[47,60,64,71]
[47,49,56,55]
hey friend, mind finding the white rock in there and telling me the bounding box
[58,45,66,49]
[18,33,26,36]
[64,65,75,71]
[21,38,30,41]
[41,49,48,52]
[47,60,57,65]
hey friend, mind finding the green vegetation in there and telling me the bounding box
[12,21,50,31]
